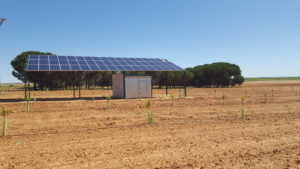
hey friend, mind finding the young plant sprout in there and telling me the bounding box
[92,92,95,101]
[1,108,12,136]
[264,92,267,103]
[170,94,175,106]
[214,89,217,98]
[221,94,226,105]
[145,100,153,124]
[290,87,294,94]
[138,91,141,100]
[240,96,245,119]
[290,87,298,96]
[33,93,36,102]
[24,98,31,112]
[271,89,274,97]
[106,95,112,108]
[240,107,245,119]
[241,96,245,106]
[179,89,182,98]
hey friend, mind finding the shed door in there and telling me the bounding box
[125,77,151,99]
[139,80,148,97]
[125,78,139,99]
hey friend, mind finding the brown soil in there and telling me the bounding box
[0,81,299,169]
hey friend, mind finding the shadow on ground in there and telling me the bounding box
[0,97,109,103]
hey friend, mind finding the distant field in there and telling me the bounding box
[246,77,300,81]
[0,83,24,90]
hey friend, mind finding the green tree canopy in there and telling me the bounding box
[191,62,244,87]
[11,51,53,83]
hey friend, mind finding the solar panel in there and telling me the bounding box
[26,55,183,72]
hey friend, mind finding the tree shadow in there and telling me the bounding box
[0,97,109,102]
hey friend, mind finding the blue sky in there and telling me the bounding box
[1,0,300,83]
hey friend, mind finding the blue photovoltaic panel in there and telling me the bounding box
[26,55,183,71]
[28,64,38,70]
[58,56,67,59]
[69,60,77,65]
[39,59,49,64]
[70,65,81,70]
[39,64,49,70]
[61,65,71,70]
[98,65,109,70]
[28,60,38,64]
[60,60,69,64]
[50,65,60,71]
[80,65,90,71]
[87,60,96,65]
[40,55,48,60]
[90,66,100,70]
[29,55,38,60]
[50,60,59,64]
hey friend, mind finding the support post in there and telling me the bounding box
[184,71,187,97]
[166,85,168,96]
[28,82,31,99]
[78,72,81,99]
[73,72,76,99]
[150,72,153,98]
[73,84,76,99]
[86,73,88,89]
[79,83,81,99]
[24,82,27,99]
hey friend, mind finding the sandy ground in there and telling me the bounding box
[0,81,299,169]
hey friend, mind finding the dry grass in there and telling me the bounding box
[0,80,299,168]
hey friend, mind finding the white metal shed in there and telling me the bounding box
[112,74,152,99]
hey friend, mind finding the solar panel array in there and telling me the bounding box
[26,55,183,71]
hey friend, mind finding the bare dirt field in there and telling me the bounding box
[0,81,299,169]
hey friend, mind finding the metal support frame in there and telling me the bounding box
[184,71,187,97]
